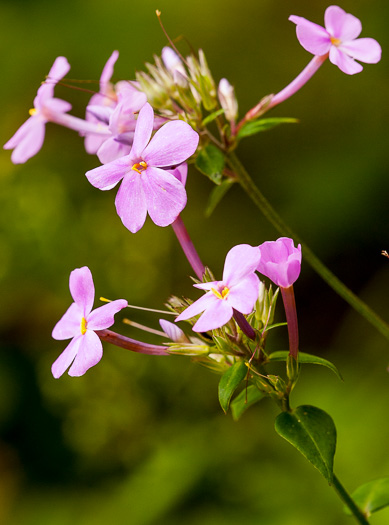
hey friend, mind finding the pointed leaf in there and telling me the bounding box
[237,117,298,139]
[345,478,389,517]
[205,179,234,217]
[218,361,247,413]
[268,351,343,381]
[202,109,225,126]
[275,405,336,483]
[231,385,265,420]
[195,144,225,184]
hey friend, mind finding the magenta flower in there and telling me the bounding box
[290,6,381,75]
[175,244,261,332]
[256,237,301,288]
[86,103,199,233]
[52,266,128,378]
[4,57,71,163]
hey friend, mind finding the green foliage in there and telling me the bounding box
[237,117,298,139]
[231,385,266,420]
[345,478,389,517]
[201,109,225,126]
[268,351,343,381]
[218,361,248,413]
[275,405,337,483]
[195,144,225,184]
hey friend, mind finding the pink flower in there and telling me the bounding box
[86,103,199,233]
[4,57,71,163]
[175,244,261,332]
[290,5,381,75]
[52,266,127,378]
[256,237,301,289]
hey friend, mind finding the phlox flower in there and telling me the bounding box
[290,5,381,75]
[175,244,261,332]
[256,237,301,289]
[52,266,127,378]
[86,103,199,233]
[4,57,71,163]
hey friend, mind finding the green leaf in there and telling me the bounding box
[231,385,265,420]
[218,361,248,413]
[205,179,235,217]
[195,144,225,184]
[268,351,343,381]
[275,405,336,483]
[237,117,299,139]
[345,478,389,517]
[201,109,225,126]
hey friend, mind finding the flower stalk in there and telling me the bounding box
[96,329,170,355]
[171,215,206,280]
[280,286,299,359]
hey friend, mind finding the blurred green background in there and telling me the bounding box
[1,0,389,523]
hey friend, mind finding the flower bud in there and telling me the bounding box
[218,78,238,123]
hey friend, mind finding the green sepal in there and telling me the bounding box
[268,351,343,381]
[202,109,225,126]
[218,361,247,413]
[237,117,298,139]
[205,179,235,217]
[231,385,265,421]
[275,405,336,483]
[345,477,389,517]
[195,144,225,184]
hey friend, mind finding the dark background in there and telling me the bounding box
[1,1,388,523]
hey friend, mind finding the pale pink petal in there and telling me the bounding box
[85,134,107,155]
[68,330,103,377]
[223,244,260,285]
[159,319,187,342]
[86,157,129,190]
[227,274,260,314]
[329,46,363,74]
[47,56,71,83]
[4,117,38,150]
[51,335,82,379]
[143,121,199,167]
[194,281,220,291]
[130,103,154,159]
[175,292,218,322]
[100,50,119,90]
[340,38,382,64]
[286,259,302,287]
[52,302,83,340]
[168,163,188,186]
[6,118,46,164]
[142,167,187,227]
[115,171,147,233]
[289,16,331,56]
[87,299,128,330]
[69,266,95,315]
[97,138,131,164]
[45,98,72,114]
[324,6,361,41]
[193,300,233,332]
[86,105,112,124]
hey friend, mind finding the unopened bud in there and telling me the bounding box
[161,47,188,88]
[218,78,238,122]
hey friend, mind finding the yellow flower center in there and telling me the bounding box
[29,108,37,116]
[132,161,148,174]
[211,286,230,300]
[330,36,341,46]
[80,317,88,335]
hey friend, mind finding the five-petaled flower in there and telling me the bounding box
[289,5,381,75]
[51,266,127,378]
[175,244,261,332]
[256,237,302,289]
[86,103,199,233]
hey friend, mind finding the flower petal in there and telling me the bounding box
[340,38,382,64]
[289,15,331,56]
[100,50,119,90]
[5,117,46,164]
[223,244,261,285]
[159,319,187,342]
[193,300,233,332]
[142,167,187,227]
[51,335,82,379]
[324,6,361,41]
[130,103,154,159]
[227,274,260,314]
[86,157,129,190]
[168,162,188,186]
[88,299,128,330]
[69,266,95,315]
[97,137,131,165]
[175,292,218,322]
[115,171,147,233]
[68,330,103,377]
[45,97,72,114]
[52,302,83,340]
[143,120,199,167]
[329,46,363,74]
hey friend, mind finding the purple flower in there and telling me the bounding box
[4,57,71,163]
[289,6,381,75]
[175,244,261,332]
[256,237,301,289]
[52,266,127,378]
[86,103,199,233]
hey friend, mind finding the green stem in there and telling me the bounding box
[227,151,389,341]
[332,474,370,525]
